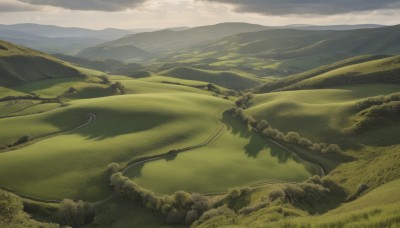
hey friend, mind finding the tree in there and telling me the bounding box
[111,82,126,95]
[106,163,120,175]
[99,75,111,84]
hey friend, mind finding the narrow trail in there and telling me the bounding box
[1,108,325,205]
[94,108,226,206]
[0,113,96,153]
[0,113,97,203]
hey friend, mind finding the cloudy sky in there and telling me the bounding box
[0,0,399,29]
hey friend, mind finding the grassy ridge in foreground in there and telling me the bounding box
[247,84,400,146]
[0,93,230,201]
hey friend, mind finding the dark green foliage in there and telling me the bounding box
[346,101,400,134]
[234,93,254,109]
[57,199,94,228]
[193,206,236,226]
[231,108,342,154]
[66,87,77,94]
[99,75,111,84]
[111,81,126,95]
[109,172,209,225]
[13,135,30,146]
[0,193,22,225]
[106,163,120,175]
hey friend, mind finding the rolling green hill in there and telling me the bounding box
[0,40,84,87]
[159,67,261,90]
[247,84,400,147]
[273,55,400,91]
[162,25,400,77]
[77,45,153,62]
[255,54,392,93]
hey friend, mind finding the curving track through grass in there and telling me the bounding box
[0,113,96,152]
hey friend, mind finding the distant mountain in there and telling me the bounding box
[284,24,385,30]
[0,40,84,87]
[162,24,400,77]
[91,22,268,53]
[0,23,132,40]
[0,29,106,54]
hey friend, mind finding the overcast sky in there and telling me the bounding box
[0,0,399,29]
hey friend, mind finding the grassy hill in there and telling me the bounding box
[77,45,153,62]
[0,40,85,87]
[247,84,400,147]
[159,67,261,90]
[0,93,231,201]
[99,23,267,52]
[272,55,400,91]
[161,25,400,77]
[255,54,392,93]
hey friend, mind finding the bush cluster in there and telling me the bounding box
[268,176,331,204]
[110,82,126,94]
[57,199,94,228]
[356,93,400,111]
[235,93,254,108]
[230,107,342,153]
[110,172,209,226]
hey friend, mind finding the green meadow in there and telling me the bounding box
[125,113,319,195]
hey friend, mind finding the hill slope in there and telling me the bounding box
[0,40,84,87]
[78,22,268,60]
[77,44,153,62]
[163,25,400,76]
[159,67,261,90]
[255,54,398,92]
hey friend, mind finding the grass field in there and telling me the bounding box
[159,67,262,90]
[125,113,319,195]
[0,93,231,201]
[247,84,400,146]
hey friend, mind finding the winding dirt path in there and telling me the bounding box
[1,108,325,205]
[0,113,96,153]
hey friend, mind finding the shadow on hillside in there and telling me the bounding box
[222,111,291,162]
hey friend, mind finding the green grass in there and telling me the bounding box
[125,113,319,195]
[0,40,85,87]
[247,84,400,147]
[0,93,231,201]
[87,196,167,228]
[159,67,261,90]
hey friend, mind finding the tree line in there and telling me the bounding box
[230,107,342,154]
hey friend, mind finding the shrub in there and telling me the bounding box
[194,206,236,226]
[99,75,111,84]
[106,163,120,175]
[284,132,301,143]
[13,135,30,146]
[57,199,94,227]
[269,189,286,202]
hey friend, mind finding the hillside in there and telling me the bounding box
[159,67,261,90]
[161,25,400,76]
[255,54,397,92]
[0,23,132,40]
[0,40,84,87]
[77,45,153,62]
[78,22,268,59]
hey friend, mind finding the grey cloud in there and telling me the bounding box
[17,0,148,11]
[203,0,400,15]
[0,1,41,12]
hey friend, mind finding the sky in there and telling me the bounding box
[0,0,399,29]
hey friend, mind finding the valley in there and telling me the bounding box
[0,21,399,228]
